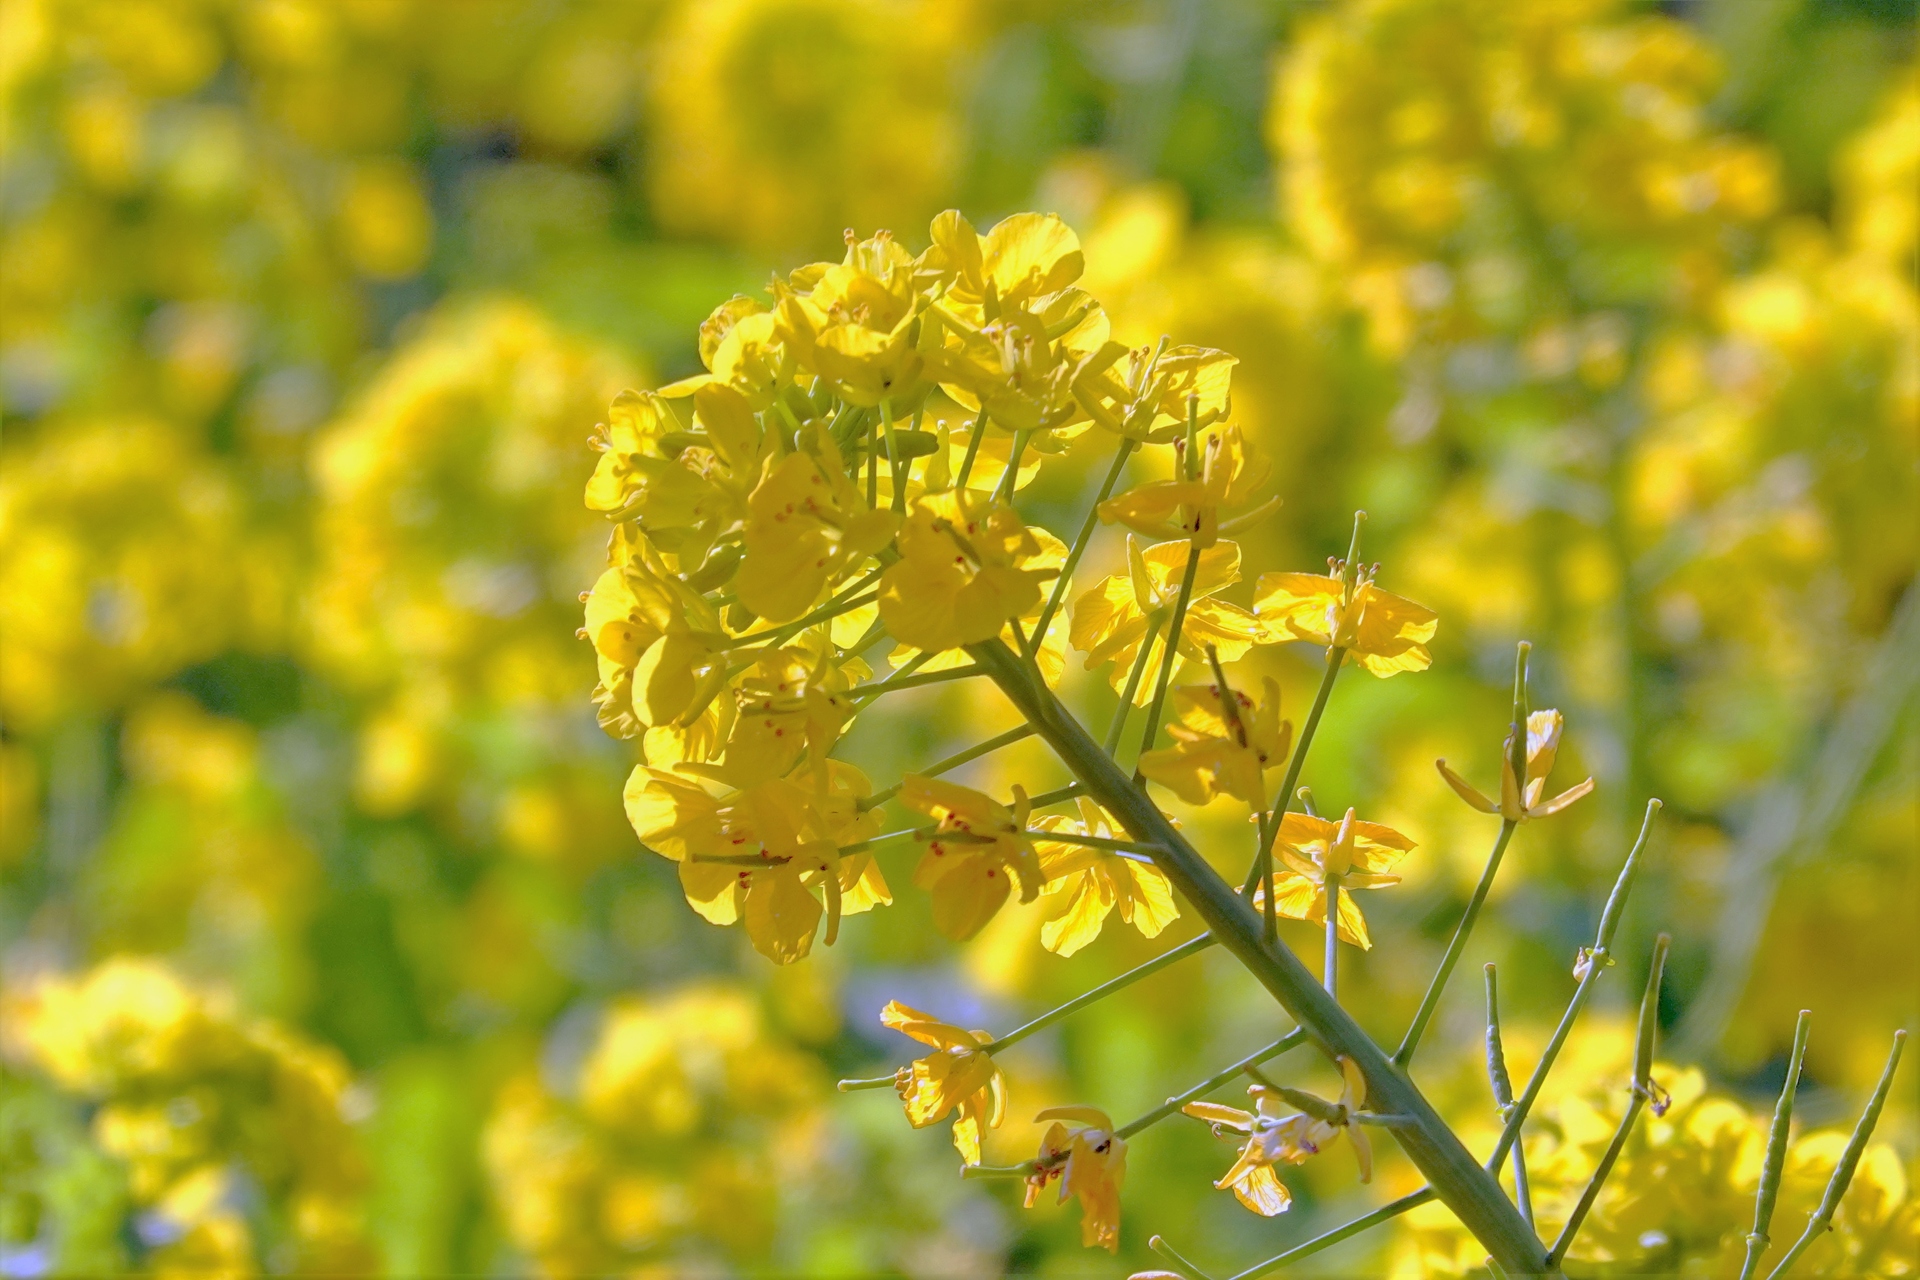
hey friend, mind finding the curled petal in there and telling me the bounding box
[1531,775,1596,818]
[1435,759,1497,814]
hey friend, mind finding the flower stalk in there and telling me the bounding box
[1737,1009,1812,1280]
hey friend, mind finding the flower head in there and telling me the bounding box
[901,775,1044,940]
[1437,708,1597,823]
[1259,808,1415,950]
[880,1000,1005,1164]
[1253,559,1437,677]
[1182,1057,1372,1216]
[1024,1106,1127,1252]
[1138,675,1291,807]
[1030,798,1180,956]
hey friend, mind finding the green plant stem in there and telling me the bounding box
[1762,1029,1908,1279]
[1023,829,1165,857]
[881,398,907,513]
[1028,439,1136,657]
[1135,546,1203,774]
[1024,782,1084,808]
[966,637,1555,1276]
[860,724,1036,811]
[1738,1010,1813,1280]
[994,428,1030,502]
[1226,1188,1437,1280]
[1150,1234,1217,1280]
[724,573,884,652]
[1117,1029,1306,1140]
[1484,964,1535,1229]
[1323,876,1340,996]
[1245,648,1345,895]
[986,934,1216,1055]
[1103,612,1167,754]
[1547,934,1669,1269]
[954,410,988,490]
[849,662,978,701]
[1395,819,1519,1067]
[1487,799,1661,1175]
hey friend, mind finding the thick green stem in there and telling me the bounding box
[987,933,1215,1055]
[1763,1029,1908,1279]
[1028,439,1136,656]
[1739,1010,1812,1280]
[1395,819,1519,1067]
[967,638,1555,1276]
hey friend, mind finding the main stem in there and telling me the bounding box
[967,639,1555,1276]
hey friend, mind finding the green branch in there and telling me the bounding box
[1395,819,1519,1067]
[1738,1010,1812,1280]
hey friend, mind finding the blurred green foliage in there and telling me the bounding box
[0,0,1914,1275]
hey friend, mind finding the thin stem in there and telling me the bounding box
[837,1074,897,1092]
[1738,1010,1813,1280]
[1484,964,1535,1229]
[1395,819,1520,1067]
[1117,1029,1306,1140]
[1024,782,1084,809]
[1245,648,1345,895]
[1762,1029,1908,1279]
[1103,612,1167,754]
[1323,876,1340,996]
[723,574,883,651]
[987,934,1216,1055]
[1135,545,1203,774]
[994,428,1030,503]
[860,724,1037,810]
[849,663,979,701]
[1150,1235,1217,1280]
[954,410,988,490]
[831,828,921,857]
[881,398,907,513]
[1226,1188,1437,1280]
[1024,829,1167,858]
[1028,440,1136,657]
[1547,934,1669,1269]
[1487,798,1661,1174]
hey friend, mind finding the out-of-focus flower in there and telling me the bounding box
[1024,1105,1126,1252]
[1029,798,1179,956]
[1183,1056,1371,1216]
[901,775,1042,940]
[485,983,821,1274]
[1261,809,1415,950]
[1438,708,1596,822]
[647,0,970,254]
[1254,567,1437,677]
[880,1000,1004,1165]
[1072,537,1267,704]
[1138,676,1290,808]
[5,958,374,1276]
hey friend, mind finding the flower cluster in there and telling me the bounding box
[2,959,375,1277]
[482,983,822,1274]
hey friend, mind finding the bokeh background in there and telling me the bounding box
[1,0,1915,1275]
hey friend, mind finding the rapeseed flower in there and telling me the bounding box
[880,1000,1005,1165]
[1100,425,1279,548]
[900,775,1043,940]
[1183,1057,1372,1216]
[1024,1106,1127,1252]
[1138,676,1290,807]
[1253,567,1437,676]
[1437,708,1597,823]
[1072,537,1266,703]
[1030,798,1179,956]
[878,489,1049,654]
[1261,809,1415,950]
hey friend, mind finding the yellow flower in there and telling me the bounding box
[1024,1106,1127,1252]
[1099,425,1280,548]
[586,385,769,565]
[1259,809,1415,950]
[623,759,886,964]
[1030,799,1180,956]
[581,533,732,739]
[1182,1057,1371,1217]
[724,642,864,783]
[879,1000,1005,1165]
[777,229,938,407]
[928,210,1087,313]
[659,296,793,408]
[1252,568,1438,677]
[1074,343,1239,443]
[877,489,1050,653]
[876,524,1072,686]
[1437,708,1597,823]
[900,775,1043,940]
[1070,537,1267,703]
[1138,676,1291,807]
[734,440,900,624]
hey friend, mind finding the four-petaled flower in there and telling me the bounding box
[1100,426,1280,548]
[1071,537,1267,704]
[1030,799,1180,956]
[900,775,1044,940]
[1437,708,1596,822]
[1253,567,1437,677]
[878,489,1051,653]
[1181,1056,1372,1216]
[880,1000,1006,1165]
[1259,808,1415,950]
[1024,1106,1128,1252]
[1138,676,1291,807]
